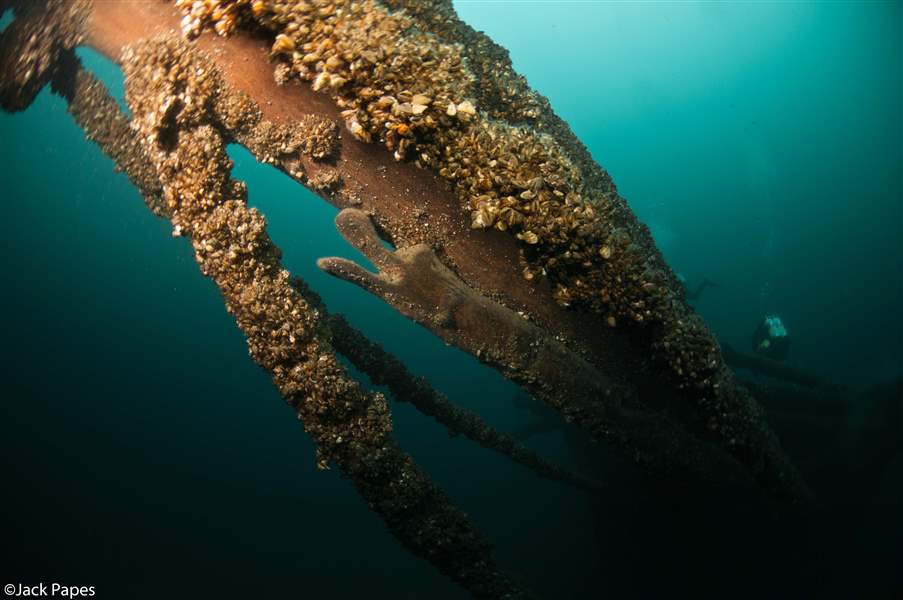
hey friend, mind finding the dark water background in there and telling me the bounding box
[1,2,900,598]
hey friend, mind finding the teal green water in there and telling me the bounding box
[1,3,900,598]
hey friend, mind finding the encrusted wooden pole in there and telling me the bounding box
[5,0,808,506]
[29,35,532,597]
[121,35,532,597]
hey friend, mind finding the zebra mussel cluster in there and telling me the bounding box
[174,0,676,339]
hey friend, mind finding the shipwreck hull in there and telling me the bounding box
[89,0,800,497]
[0,0,808,596]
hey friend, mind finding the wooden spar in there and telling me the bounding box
[1,0,806,501]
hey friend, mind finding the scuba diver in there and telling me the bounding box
[751,314,790,362]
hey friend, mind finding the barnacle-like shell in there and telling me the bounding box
[517,231,539,245]
[456,100,476,116]
[272,34,295,55]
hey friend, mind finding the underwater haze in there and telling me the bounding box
[1,2,901,599]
